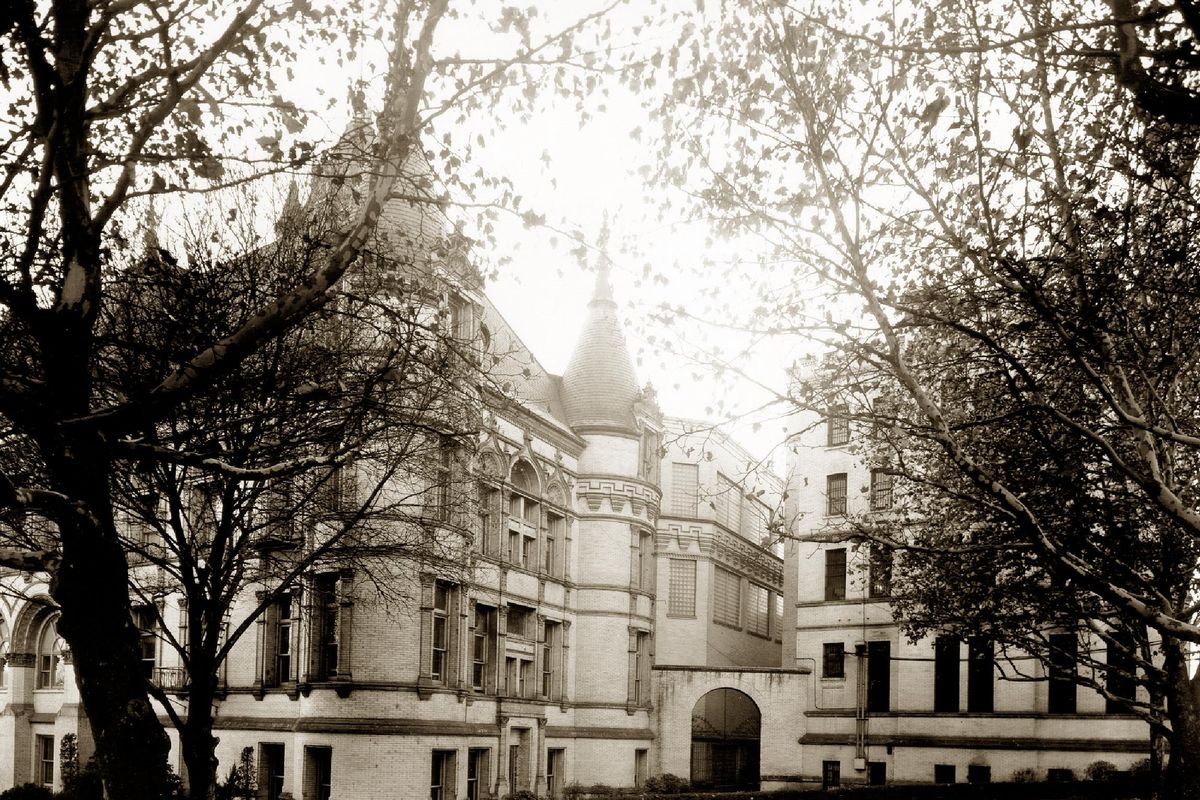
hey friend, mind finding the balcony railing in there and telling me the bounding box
[151,666,188,691]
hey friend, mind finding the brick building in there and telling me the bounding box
[782,407,1151,787]
[0,176,802,797]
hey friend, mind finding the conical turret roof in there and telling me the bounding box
[560,255,639,433]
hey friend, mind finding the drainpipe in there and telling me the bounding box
[854,643,867,772]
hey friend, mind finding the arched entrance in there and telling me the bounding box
[690,688,760,790]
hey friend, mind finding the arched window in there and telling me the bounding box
[35,615,63,689]
[507,460,540,568]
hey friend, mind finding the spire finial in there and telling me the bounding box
[592,211,615,305]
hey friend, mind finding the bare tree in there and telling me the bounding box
[636,2,1200,797]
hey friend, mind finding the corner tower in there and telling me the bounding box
[562,253,663,782]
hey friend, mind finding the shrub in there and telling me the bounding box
[1009,768,1038,782]
[1129,757,1153,782]
[0,785,53,800]
[1085,760,1119,781]
[502,792,538,800]
[644,774,691,794]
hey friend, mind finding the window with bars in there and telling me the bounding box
[714,474,742,531]
[825,548,847,601]
[712,567,741,627]
[826,473,848,516]
[746,583,770,637]
[667,559,697,617]
[823,643,845,678]
[827,407,850,446]
[870,469,894,511]
[671,463,699,516]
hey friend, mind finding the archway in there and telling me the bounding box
[690,688,760,790]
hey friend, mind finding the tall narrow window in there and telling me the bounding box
[431,750,456,800]
[868,545,892,599]
[1047,633,1077,714]
[827,406,850,446]
[473,605,496,693]
[633,530,655,590]
[633,631,651,705]
[546,748,564,800]
[1106,636,1136,713]
[967,638,994,713]
[304,747,332,800]
[867,640,891,712]
[433,439,454,521]
[635,749,648,788]
[467,749,490,800]
[36,735,54,787]
[671,463,699,516]
[822,761,841,789]
[773,593,784,640]
[542,620,561,698]
[934,636,960,712]
[825,548,847,601]
[870,469,894,511]
[479,484,501,556]
[668,559,697,617]
[712,567,741,627]
[431,582,450,683]
[639,428,661,484]
[746,583,770,637]
[260,744,285,800]
[275,593,294,685]
[823,643,845,678]
[132,605,159,680]
[826,473,848,516]
[35,616,61,689]
[545,512,564,576]
[312,574,340,680]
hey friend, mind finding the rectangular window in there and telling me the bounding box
[823,643,845,678]
[934,636,960,713]
[1048,633,1077,714]
[868,545,892,598]
[473,605,496,693]
[870,469,894,511]
[519,660,531,697]
[431,750,455,800]
[671,463,699,516]
[826,473,847,516]
[867,640,891,712]
[868,762,886,785]
[508,530,522,566]
[275,592,294,685]
[668,559,697,617]
[635,749,648,788]
[712,567,741,627]
[934,764,956,785]
[508,743,520,793]
[467,748,490,800]
[826,407,850,446]
[546,748,564,800]
[431,582,450,683]
[542,620,560,698]
[260,744,285,800]
[714,474,742,531]
[304,746,332,800]
[773,593,783,640]
[822,761,840,789]
[1106,636,1136,713]
[507,605,532,639]
[634,530,655,590]
[36,735,53,787]
[967,638,994,713]
[132,604,159,680]
[746,583,770,637]
[313,574,340,680]
[967,764,992,784]
[545,512,564,576]
[824,548,846,601]
[633,631,651,705]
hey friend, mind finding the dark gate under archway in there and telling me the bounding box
[690,688,760,790]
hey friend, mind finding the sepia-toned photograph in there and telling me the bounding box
[0,1,1193,798]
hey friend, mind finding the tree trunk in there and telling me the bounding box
[46,434,172,800]
[1161,639,1200,800]
[180,669,221,800]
